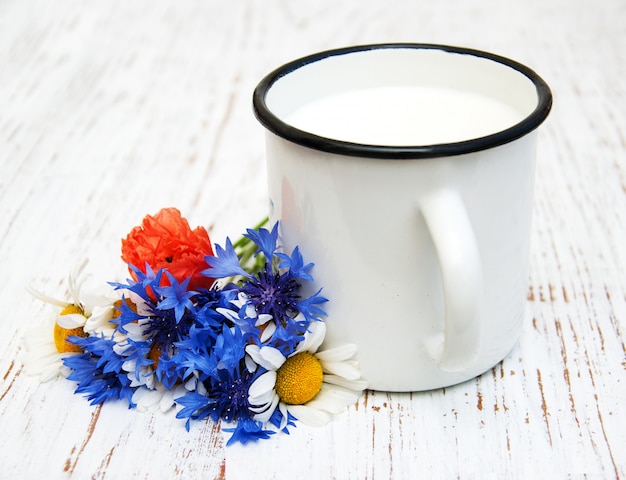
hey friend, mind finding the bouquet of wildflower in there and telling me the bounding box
[23,208,366,445]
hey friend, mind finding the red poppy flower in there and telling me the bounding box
[121,208,215,291]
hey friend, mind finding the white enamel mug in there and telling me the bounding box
[253,44,552,391]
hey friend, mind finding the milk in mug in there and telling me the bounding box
[285,86,524,146]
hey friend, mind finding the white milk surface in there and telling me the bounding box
[285,86,524,146]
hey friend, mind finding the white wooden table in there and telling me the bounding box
[1,0,625,478]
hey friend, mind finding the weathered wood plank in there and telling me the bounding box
[0,0,624,478]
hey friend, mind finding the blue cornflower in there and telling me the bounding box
[174,322,216,357]
[268,317,307,353]
[294,288,328,323]
[175,364,258,431]
[222,417,275,446]
[276,246,314,281]
[244,222,279,260]
[154,354,187,390]
[142,305,194,354]
[241,268,300,321]
[109,294,143,334]
[121,338,154,384]
[133,263,163,291]
[195,287,236,331]
[212,324,247,373]
[175,392,216,430]
[203,367,257,423]
[63,335,135,407]
[202,238,251,280]
[216,297,263,343]
[111,269,198,354]
[174,321,261,439]
[154,272,197,323]
[172,338,219,381]
[110,264,162,304]
[229,222,329,354]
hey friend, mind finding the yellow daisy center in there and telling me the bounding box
[275,352,323,405]
[53,304,87,353]
[148,343,162,368]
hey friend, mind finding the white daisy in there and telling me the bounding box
[21,260,113,380]
[26,260,117,335]
[20,321,73,382]
[132,383,187,414]
[246,321,367,430]
[83,303,117,337]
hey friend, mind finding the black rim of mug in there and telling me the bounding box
[252,43,553,159]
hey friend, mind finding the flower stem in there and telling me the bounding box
[230,217,269,281]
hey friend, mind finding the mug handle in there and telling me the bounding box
[420,189,482,372]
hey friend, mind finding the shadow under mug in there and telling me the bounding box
[253,43,552,392]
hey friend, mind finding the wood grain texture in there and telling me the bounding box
[1,0,624,478]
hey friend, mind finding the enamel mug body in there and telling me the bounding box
[253,44,552,391]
